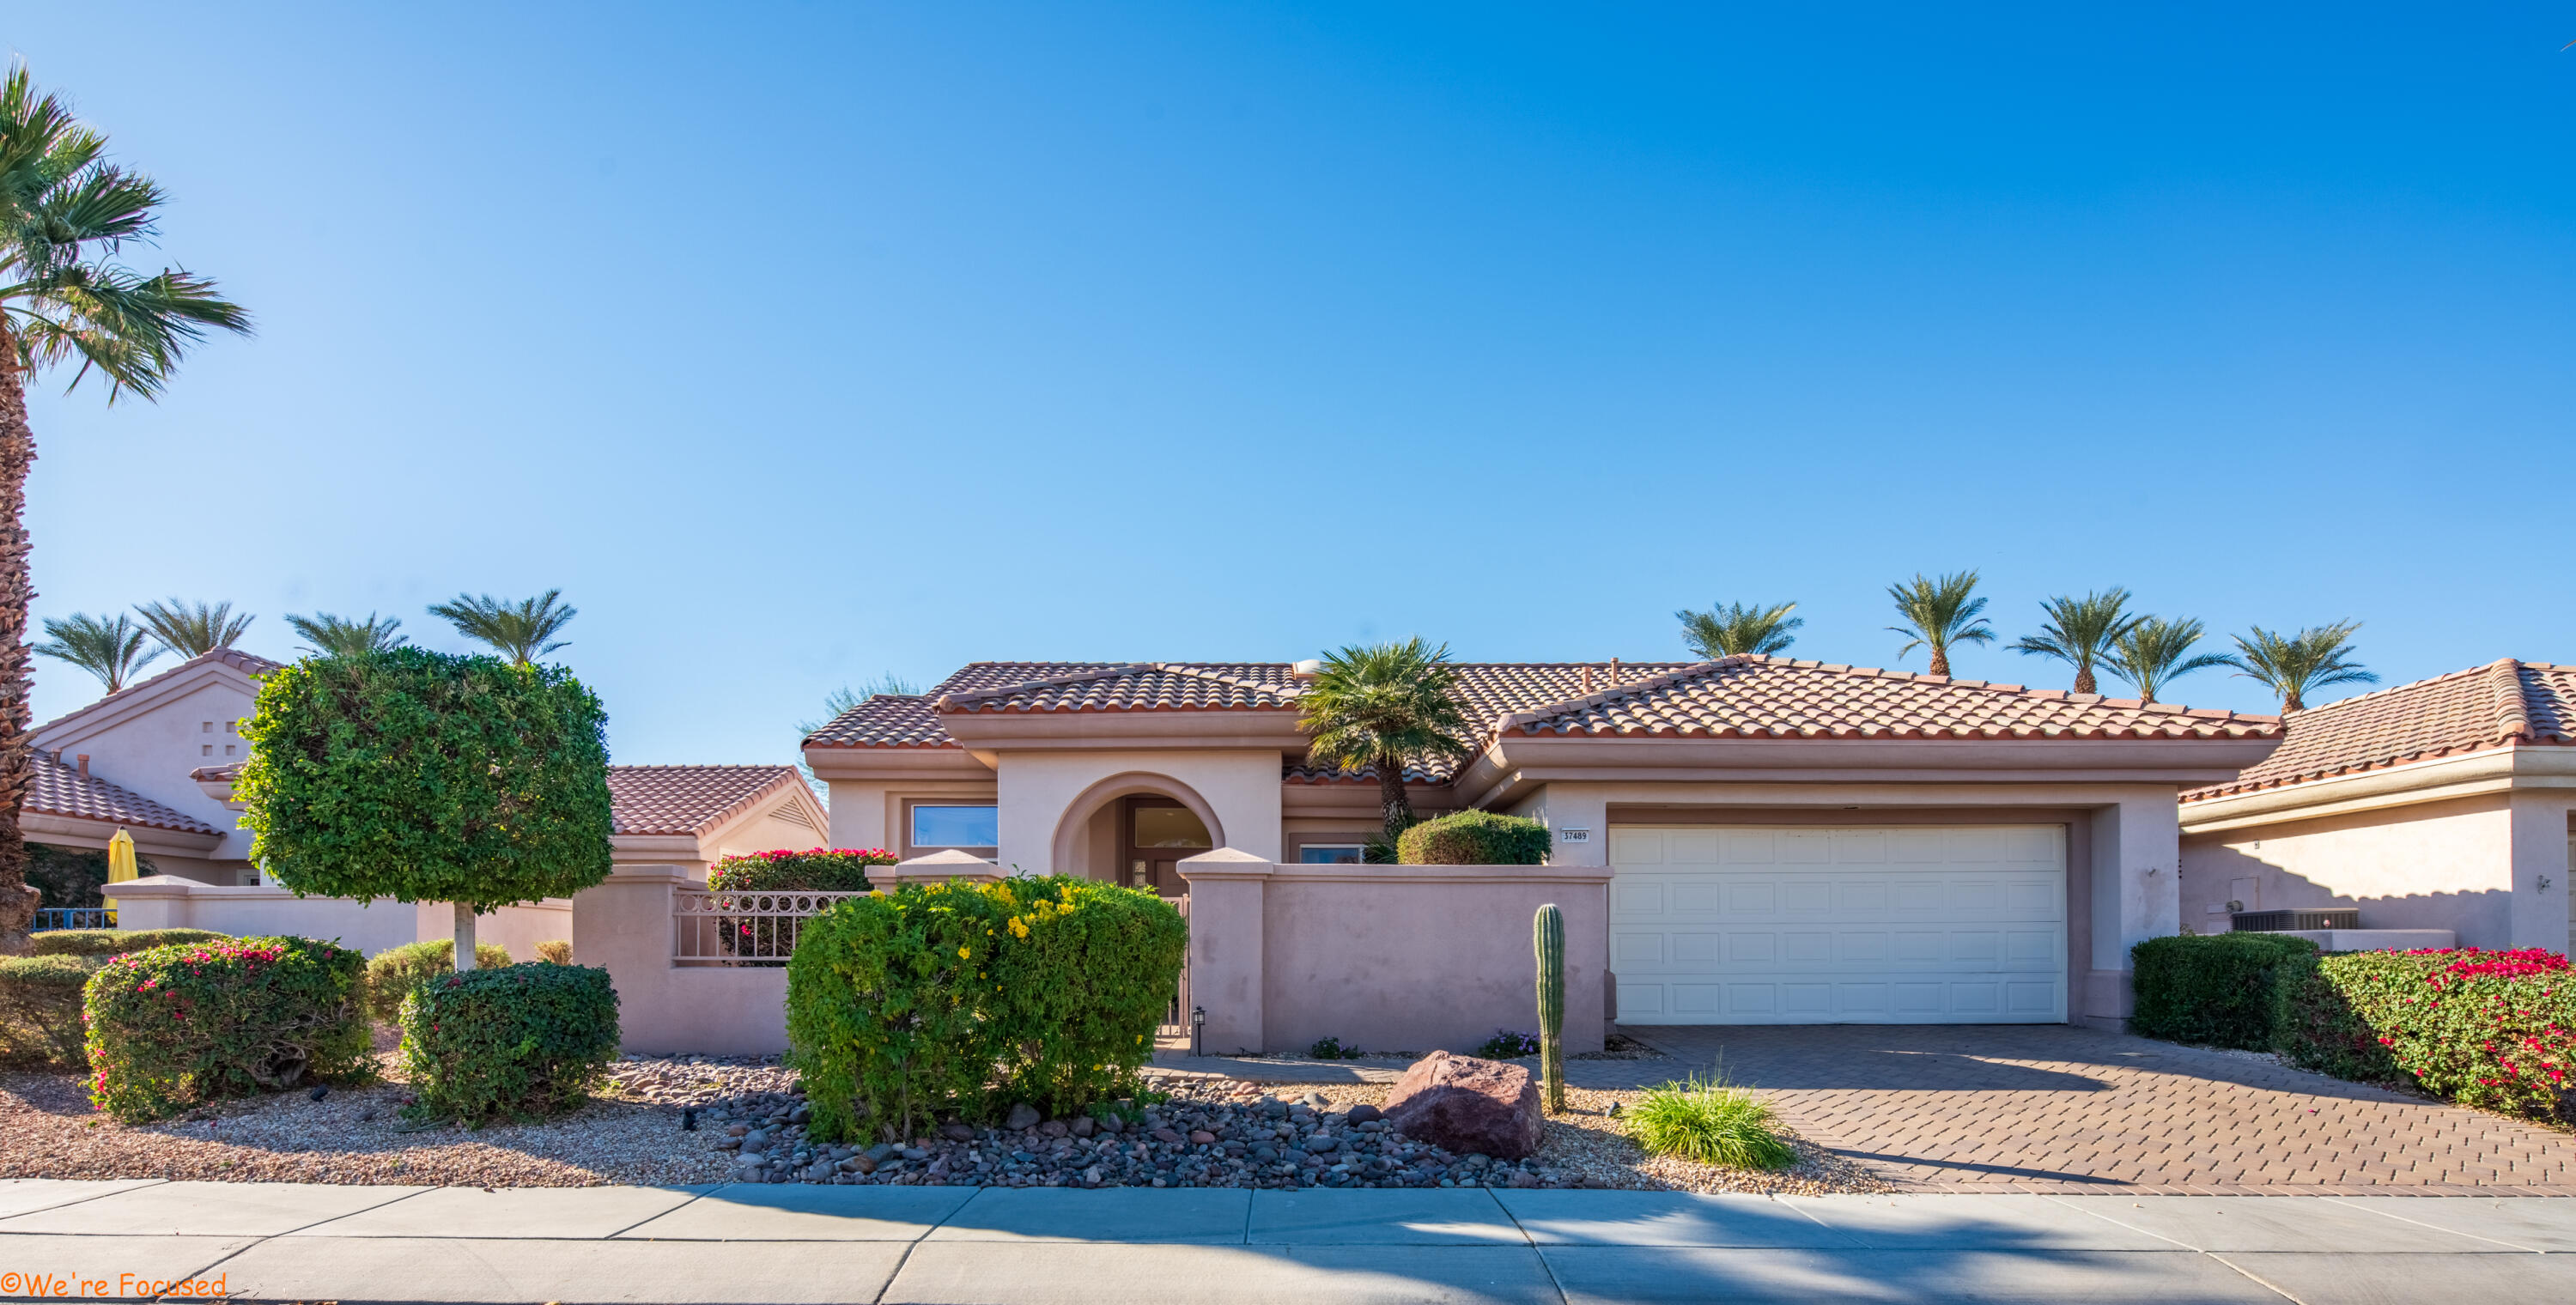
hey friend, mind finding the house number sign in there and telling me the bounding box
[1558,827,1592,844]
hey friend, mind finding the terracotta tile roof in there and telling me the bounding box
[36,646,283,734]
[191,762,244,783]
[27,753,222,835]
[608,765,806,836]
[2183,659,2576,801]
[803,695,951,748]
[1492,655,2284,742]
[940,663,1304,715]
[1282,760,1449,785]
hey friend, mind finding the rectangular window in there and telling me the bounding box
[1299,844,1366,865]
[201,744,213,756]
[910,804,998,849]
[223,744,236,756]
[227,720,239,735]
[202,721,214,733]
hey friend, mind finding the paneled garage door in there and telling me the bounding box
[1611,825,2066,1024]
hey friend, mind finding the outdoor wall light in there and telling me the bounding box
[1190,1005,1206,1058]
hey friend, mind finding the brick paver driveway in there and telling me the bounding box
[1603,1024,2576,1194]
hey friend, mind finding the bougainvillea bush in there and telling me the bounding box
[81,935,371,1122]
[786,875,1187,1143]
[2275,946,2576,1120]
[400,962,620,1124]
[707,849,897,962]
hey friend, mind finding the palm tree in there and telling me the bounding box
[2105,616,2233,704]
[2008,588,2142,695]
[284,611,408,659]
[2227,622,2377,713]
[1886,570,1995,677]
[34,611,161,693]
[1676,600,1801,659]
[133,598,252,659]
[0,66,250,954]
[1297,638,1474,839]
[428,589,575,668]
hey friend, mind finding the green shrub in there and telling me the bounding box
[364,939,514,1024]
[787,875,1187,1143]
[1309,1035,1361,1059]
[2129,932,2319,1049]
[399,962,620,1124]
[1477,1029,1540,1059]
[2275,947,2576,1120]
[33,928,227,957]
[706,848,896,893]
[1627,1075,1795,1169]
[82,935,371,1122]
[1397,810,1550,865]
[534,940,573,965]
[0,953,102,1066]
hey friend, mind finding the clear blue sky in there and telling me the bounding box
[8,4,2573,765]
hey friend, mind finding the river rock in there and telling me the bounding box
[1381,1051,1544,1160]
[1005,1103,1041,1131]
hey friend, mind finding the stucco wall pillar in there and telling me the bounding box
[2509,793,2576,951]
[2084,792,2181,1026]
[1176,848,1269,1054]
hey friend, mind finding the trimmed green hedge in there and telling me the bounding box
[2276,947,2576,1120]
[363,939,514,1024]
[34,928,228,957]
[1396,810,1550,865]
[82,935,372,1122]
[706,848,895,894]
[0,953,101,1066]
[2129,932,2319,1049]
[787,875,1187,1143]
[399,962,620,1124]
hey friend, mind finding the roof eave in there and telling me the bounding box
[2178,742,2576,834]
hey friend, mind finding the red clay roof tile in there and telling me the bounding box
[606,765,807,837]
[28,753,222,835]
[2183,659,2576,801]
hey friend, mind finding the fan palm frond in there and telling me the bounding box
[1297,638,1473,839]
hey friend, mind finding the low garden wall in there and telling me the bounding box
[573,865,790,1056]
[1178,849,1613,1057]
[105,875,571,962]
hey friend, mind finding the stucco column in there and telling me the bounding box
[2508,793,2576,951]
[1176,848,1271,1054]
[1531,784,1607,868]
[573,865,687,1053]
[2085,792,2182,1025]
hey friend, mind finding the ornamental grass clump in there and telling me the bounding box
[399,962,620,1124]
[1626,1075,1795,1170]
[364,938,513,1024]
[786,875,1186,1144]
[81,935,370,1122]
[2275,946,2576,1120]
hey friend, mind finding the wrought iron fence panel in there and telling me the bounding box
[33,907,115,932]
[672,889,872,966]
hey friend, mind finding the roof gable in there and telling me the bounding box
[609,764,815,837]
[33,647,282,746]
[2184,659,2576,800]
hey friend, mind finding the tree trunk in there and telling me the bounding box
[2073,665,2096,695]
[1927,645,1950,678]
[2281,690,2302,713]
[1376,754,1413,841]
[0,331,39,957]
[453,902,478,972]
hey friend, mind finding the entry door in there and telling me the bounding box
[1610,825,2067,1024]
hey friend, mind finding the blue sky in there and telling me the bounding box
[6,4,2573,764]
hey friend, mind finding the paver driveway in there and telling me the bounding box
[1605,1024,2576,1194]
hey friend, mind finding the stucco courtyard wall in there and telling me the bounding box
[573,865,788,1056]
[1179,850,1611,1056]
[106,876,575,959]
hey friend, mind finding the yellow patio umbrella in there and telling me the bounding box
[104,827,138,920]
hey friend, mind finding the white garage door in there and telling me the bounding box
[1612,825,2066,1024]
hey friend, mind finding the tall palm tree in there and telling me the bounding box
[2105,616,2233,704]
[1297,638,1473,839]
[1676,600,1801,659]
[0,66,250,954]
[133,597,252,659]
[428,589,575,668]
[2008,588,2142,695]
[34,611,161,693]
[284,611,408,659]
[2227,622,2376,713]
[1885,570,1994,677]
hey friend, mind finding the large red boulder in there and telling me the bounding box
[1381,1050,1544,1160]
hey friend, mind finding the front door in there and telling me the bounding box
[1121,797,1212,897]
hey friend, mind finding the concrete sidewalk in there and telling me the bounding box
[4,1180,2571,1302]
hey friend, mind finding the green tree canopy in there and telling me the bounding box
[1297,638,1473,840]
[1885,570,1993,677]
[284,610,406,658]
[428,589,575,668]
[2227,622,2376,713]
[2009,588,2141,695]
[2105,616,2231,705]
[1676,600,1801,659]
[236,646,613,925]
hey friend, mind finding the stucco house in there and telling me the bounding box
[2178,659,2576,953]
[27,648,278,885]
[805,655,2283,1029]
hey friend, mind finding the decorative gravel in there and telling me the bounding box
[2,1053,1885,1195]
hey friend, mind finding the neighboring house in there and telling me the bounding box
[2178,659,2576,953]
[603,764,833,876]
[28,648,280,884]
[805,656,2283,1029]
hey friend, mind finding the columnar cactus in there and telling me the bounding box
[1534,901,1565,1113]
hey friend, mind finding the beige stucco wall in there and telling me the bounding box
[823,778,997,855]
[35,677,260,860]
[109,877,421,956]
[706,806,829,859]
[574,865,789,1055]
[2180,792,2576,950]
[998,749,1284,874]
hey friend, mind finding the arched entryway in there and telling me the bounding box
[1047,772,1224,896]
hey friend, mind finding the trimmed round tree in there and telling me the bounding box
[234,647,613,972]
